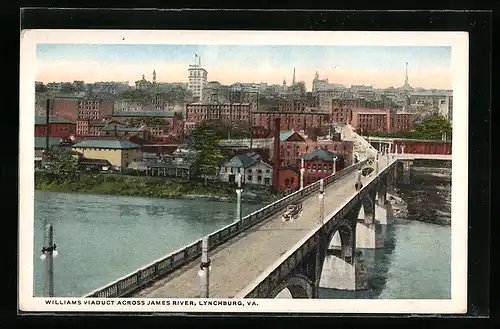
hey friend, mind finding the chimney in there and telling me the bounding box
[272,118,281,189]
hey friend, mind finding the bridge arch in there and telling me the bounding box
[326,222,354,260]
[269,275,315,299]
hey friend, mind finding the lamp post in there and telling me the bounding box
[198,236,211,298]
[40,223,58,297]
[235,173,243,224]
[332,158,337,175]
[299,159,305,190]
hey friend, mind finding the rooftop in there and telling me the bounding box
[301,148,344,161]
[35,116,74,125]
[72,140,141,149]
[112,111,175,118]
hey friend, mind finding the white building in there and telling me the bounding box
[218,152,273,186]
[188,61,208,102]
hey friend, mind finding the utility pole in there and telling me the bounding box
[40,223,57,297]
[236,174,243,223]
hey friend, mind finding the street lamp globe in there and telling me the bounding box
[40,253,46,261]
[197,269,204,277]
[53,249,58,257]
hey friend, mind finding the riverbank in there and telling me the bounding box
[35,174,278,204]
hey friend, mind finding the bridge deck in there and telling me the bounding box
[131,158,388,298]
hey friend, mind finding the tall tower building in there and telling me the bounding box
[187,54,208,102]
[403,62,410,90]
[152,69,156,84]
[292,68,296,85]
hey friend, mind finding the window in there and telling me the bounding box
[290,177,294,184]
[266,169,271,173]
[248,169,252,173]
[285,178,290,185]
[230,167,234,173]
[307,165,311,172]
[237,168,241,173]
[312,164,316,171]
[257,169,262,174]
[248,175,252,181]
[264,177,271,185]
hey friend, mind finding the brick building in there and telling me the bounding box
[251,111,329,132]
[110,111,184,137]
[186,103,252,124]
[351,108,395,133]
[76,120,105,136]
[299,148,345,186]
[278,169,299,191]
[270,131,354,170]
[35,116,76,139]
[49,96,80,122]
[393,112,416,133]
[78,98,114,120]
[351,108,416,134]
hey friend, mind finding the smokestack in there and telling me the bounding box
[272,118,281,189]
[45,98,51,152]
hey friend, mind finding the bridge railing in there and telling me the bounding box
[83,160,367,298]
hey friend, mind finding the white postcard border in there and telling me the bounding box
[19,30,468,314]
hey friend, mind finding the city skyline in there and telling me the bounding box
[36,44,452,90]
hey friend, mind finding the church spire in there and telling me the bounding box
[153,69,156,84]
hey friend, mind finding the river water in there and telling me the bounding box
[33,191,450,299]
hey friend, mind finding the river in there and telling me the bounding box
[33,191,450,299]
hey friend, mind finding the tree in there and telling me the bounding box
[45,151,79,183]
[414,115,452,140]
[292,81,306,95]
[188,121,225,183]
[35,83,47,93]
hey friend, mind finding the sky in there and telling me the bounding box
[36,44,452,90]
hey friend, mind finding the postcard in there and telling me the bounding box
[19,29,468,314]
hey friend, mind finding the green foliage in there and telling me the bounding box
[367,115,452,140]
[44,152,79,183]
[35,83,47,93]
[292,81,306,94]
[119,89,150,100]
[414,115,452,140]
[188,121,225,178]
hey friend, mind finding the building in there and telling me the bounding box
[351,108,416,134]
[272,131,354,169]
[71,140,141,170]
[188,60,208,102]
[110,111,183,137]
[35,116,76,139]
[78,98,114,120]
[76,120,106,137]
[299,148,345,186]
[49,96,81,122]
[393,112,417,133]
[278,169,299,191]
[251,111,329,132]
[186,103,252,124]
[219,152,273,186]
[351,108,395,133]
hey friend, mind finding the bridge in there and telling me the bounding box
[83,153,440,299]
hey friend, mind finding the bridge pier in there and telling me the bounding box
[319,249,368,291]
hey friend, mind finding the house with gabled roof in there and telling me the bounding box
[219,152,273,186]
[72,139,142,170]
